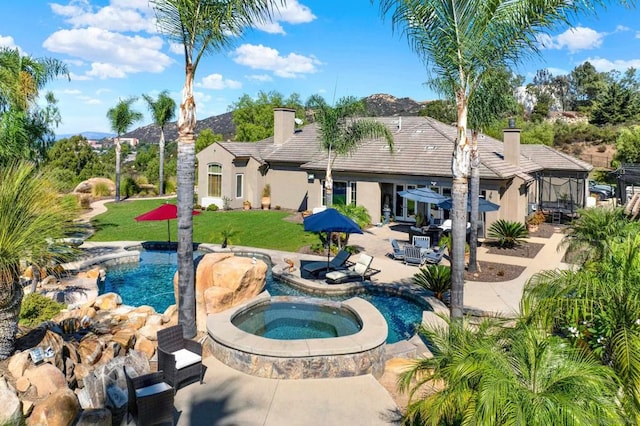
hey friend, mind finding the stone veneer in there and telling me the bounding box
[206,294,388,379]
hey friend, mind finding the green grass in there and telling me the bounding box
[88,198,319,252]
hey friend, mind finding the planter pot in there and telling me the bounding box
[243,203,251,210]
[261,196,271,210]
[527,224,539,233]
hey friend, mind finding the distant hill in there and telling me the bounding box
[56,131,115,141]
[124,94,427,143]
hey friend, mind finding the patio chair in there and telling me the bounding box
[412,235,431,249]
[157,325,204,391]
[325,253,375,284]
[124,367,174,426]
[301,249,351,277]
[423,245,447,265]
[403,245,424,267]
[390,239,404,260]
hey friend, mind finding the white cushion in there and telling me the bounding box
[325,270,347,280]
[135,381,171,398]
[172,349,201,369]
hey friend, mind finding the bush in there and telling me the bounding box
[413,265,451,301]
[92,182,111,197]
[164,178,177,194]
[488,220,529,248]
[206,204,219,211]
[122,176,139,197]
[19,293,65,327]
[79,194,92,209]
[47,168,78,193]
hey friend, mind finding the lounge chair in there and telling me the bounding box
[403,245,424,266]
[301,249,351,277]
[390,239,404,260]
[325,253,375,284]
[424,245,447,265]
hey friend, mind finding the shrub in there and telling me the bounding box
[122,177,139,197]
[413,265,451,301]
[92,182,111,197]
[19,293,65,327]
[47,168,78,193]
[79,194,92,209]
[206,204,219,211]
[164,178,177,194]
[222,196,231,210]
[488,220,528,248]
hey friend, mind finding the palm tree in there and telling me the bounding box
[559,206,634,265]
[522,235,640,420]
[376,0,591,319]
[150,0,281,338]
[0,162,79,359]
[400,318,623,425]
[306,95,393,207]
[142,91,176,195]
[106,97,143,202]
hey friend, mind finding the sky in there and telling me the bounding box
[1,0,639,135]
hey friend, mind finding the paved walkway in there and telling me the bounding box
[80,198,571,425]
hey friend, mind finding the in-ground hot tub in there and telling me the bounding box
[206,294,388,379]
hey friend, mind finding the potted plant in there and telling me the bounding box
[526,210,545,233]
[261,184,271,210]
[243,200,251,210]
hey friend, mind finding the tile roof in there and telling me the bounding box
[214,116,591,179]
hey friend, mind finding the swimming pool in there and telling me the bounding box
[100,250,426,343]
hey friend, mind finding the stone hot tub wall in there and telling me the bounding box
[206,295,388,379]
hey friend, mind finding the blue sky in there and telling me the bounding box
[0,0,638,135]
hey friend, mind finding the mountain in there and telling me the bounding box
[56,131,115,140]
[124,94,427,143]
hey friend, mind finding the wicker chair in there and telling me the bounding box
[157,325,204,391]
[124,367,174,426]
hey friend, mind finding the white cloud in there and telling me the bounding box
[540,26,604,52]
[169,42,183,55]
[69,72,91,81]
[247,74,273,82]
[254,0,316,34]
[584,57,640,73]
[616,25,630,32]
[197,73,242,90]
[59,89,82,95]
[50,0,155,33]
[232,43,320,78]
[43,28,173,78]
[0,34,16,49]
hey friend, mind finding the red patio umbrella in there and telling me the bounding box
[134,203,201,242]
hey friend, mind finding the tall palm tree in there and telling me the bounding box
[150,0,281,338]
[306,95,393,207]
[376,0,593,319]
[400,317,623,425]
[0,162,78,359]
[142,91,176,195]
[106,97,143,202]
[522,235,640,420]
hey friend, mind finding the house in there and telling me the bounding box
[196,108,592,227]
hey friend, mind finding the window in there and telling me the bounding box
[207,163,222,197]
[322,180,356,205]
[235,174,243,198]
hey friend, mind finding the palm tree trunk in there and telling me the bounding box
[0,282,23,359]
[115,138,121,202]
[159,128,165,196]
[450,95,471,320]
[468,130,480,273]
[176,64,197,338]
[325,148,333,207]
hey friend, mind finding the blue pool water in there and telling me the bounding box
[100,250,427,343]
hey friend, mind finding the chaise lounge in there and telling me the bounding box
[325,253,376,284]
[301,249,351,278]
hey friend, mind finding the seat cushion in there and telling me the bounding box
[135,381,171,398]
[172,349,202,369]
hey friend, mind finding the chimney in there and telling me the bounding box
[273,107,296,145]
[503,119,521,167]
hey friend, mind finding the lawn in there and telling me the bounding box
[87,198,319,252]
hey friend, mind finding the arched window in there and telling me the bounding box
[207,163,222,197]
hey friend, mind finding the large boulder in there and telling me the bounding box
[0,389,23,425]
[24,363,67,398]
[73,178,115,195]
[179,253,267,331]
[27,388,80,426]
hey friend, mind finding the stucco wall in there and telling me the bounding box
[267,166,320,212]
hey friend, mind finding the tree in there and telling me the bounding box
[45,134,105,182]
[231,90,305,141]
[150,0,281,338]
[376,0,578,319]
[106,97,143,202]
[418,99,456,123]
[142,91,176,195]
[0,162,78,359]
[616,125,640,164]
[400,318,622,425]
[591,80,634,125]
[195,128,222,153]
[306,94,393,207]
[522,235,640,420]
[570,61,606,111]
[552,74,572,111]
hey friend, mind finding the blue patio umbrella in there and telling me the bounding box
[303,208,363,270]
[438,196,500,212]
[398,187,448,204]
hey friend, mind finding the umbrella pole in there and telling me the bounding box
[167,220,171,243]
[326,231,331,273]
